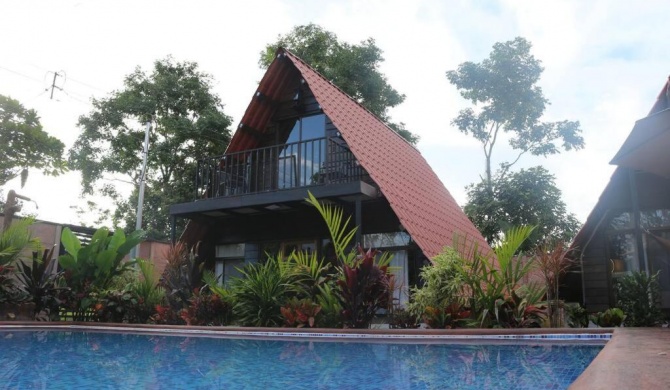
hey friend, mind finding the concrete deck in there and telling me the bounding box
[571,328,670,389]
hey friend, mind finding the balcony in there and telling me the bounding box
[194,137,366,200]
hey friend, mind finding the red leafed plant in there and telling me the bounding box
[281,298,322,328]
[423,303,471,329]
[338,246,394,329]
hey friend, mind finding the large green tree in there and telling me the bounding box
[446,37,584,187]
[464,166,580,251]
[0,94,66,187]
[69,57,232,239]
[260,24,419,145]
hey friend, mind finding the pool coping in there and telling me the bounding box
[0,321,612,341]
[569,327,670,390]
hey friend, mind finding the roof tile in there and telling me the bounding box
[283,50,490,258]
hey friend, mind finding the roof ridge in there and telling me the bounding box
[278,48,420,152]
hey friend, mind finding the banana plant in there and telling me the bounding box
[58,227,145,293]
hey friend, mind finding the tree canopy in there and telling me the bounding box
[446,37,584,186]
[69,57,232,239]
[260,24,419,145]
[464,166,580,251]
[0,94,66,187]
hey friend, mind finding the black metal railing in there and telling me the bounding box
[194,137,364,200]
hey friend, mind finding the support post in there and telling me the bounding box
[355,197,362,247]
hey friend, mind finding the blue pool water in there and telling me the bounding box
[0,330,603,389]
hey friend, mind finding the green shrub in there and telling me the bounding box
[230,257,290,327]
[616,271,664,327]
[180,289,232,326]
[565,302,589,328]
[0,218,40,304]
[407,246,465,320]
[456,226,545,328]
[590,308,625,327]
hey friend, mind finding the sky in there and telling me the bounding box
[1,0,669,228]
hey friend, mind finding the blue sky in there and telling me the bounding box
[1,0,669,228]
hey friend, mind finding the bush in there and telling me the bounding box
[407,246,465,321]
[281,298,321,328]
[180,289,232,326]
[230,257,290,327]
[590,308,625,327]
[616,271,664,327]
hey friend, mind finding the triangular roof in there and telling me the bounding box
[572,76,670,249]
[226,49,490,259]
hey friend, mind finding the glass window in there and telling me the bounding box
[608,233,639,274]
[609,211,633,230]
[364,232,411,248]
[215,243,246,286]
[300,114,326,140]
[279,114,326,188]
[641,209,670,229]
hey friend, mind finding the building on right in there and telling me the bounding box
[569,77,670,312]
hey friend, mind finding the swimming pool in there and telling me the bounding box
[0,327,605,389]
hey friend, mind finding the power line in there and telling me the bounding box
[0,65,46,85]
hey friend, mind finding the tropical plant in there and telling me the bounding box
[160,241,204,311]
[590,308,625,327]
[534,240,575,327]
[128,258,165,323]
[565,303,589,328]
[59,227,144,292]
[304,192,358,267]
[280,298,322,328]
[388,307,420,329]
[455,226,545,328]
[15,247,67,320]
[0,217,40,304]
[491,291,546,328]
[407,246,466,320]
[92,289,142,323]
[58,226,144,319]
[230,257,290,327]
[314,283,343,328]
[338,246,394,329]
[151,304,185,325]
[423,303,471,329]
[616,271,664,327]
[279,249,333,301]
[180,289,232,326]
[305,191,394,329]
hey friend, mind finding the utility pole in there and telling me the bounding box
[49,71,63,99]
[130,119,152,259]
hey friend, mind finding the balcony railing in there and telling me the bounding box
[194,137,364,200]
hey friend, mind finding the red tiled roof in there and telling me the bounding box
[279,50,490,259]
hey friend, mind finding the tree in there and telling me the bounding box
[464,166,580,251]
[69,57,232,240]
[446,37,584,187]
[0,94,66,187]
[260,24,419,145]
